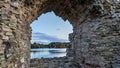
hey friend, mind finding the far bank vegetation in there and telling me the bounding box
[31,42,70,48]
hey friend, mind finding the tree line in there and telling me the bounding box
[31,42,70,48]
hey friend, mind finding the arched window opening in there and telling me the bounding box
[30,11,73,59]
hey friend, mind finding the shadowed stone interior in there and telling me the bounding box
[0,0,120,68]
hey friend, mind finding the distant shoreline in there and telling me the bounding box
[31,42,70,48]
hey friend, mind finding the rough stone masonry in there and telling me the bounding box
[0,0,120,68]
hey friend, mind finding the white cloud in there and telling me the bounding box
[31,32,70,44]
[31,39,50,44]
[39,40,50,43]
[55,35,69,40]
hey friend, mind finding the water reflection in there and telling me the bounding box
[30,48,66,59]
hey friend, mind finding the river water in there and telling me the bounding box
[30,48,66,59]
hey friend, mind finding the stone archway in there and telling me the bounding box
[0,0,120,68]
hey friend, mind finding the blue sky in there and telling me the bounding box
[30,11,73,44]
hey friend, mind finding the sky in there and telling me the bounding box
[30,11,73,44]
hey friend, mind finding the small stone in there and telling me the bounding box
[2,27,11,32]
[21,58,24,63]
[2,36,9,40]
[10,2,19,8]
[5,32,13,36]
[112,33,118,36]
[0,4,4,8]
[0,51,4,55]
[0,40,3,44]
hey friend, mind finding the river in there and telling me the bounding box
[30,48,67,59]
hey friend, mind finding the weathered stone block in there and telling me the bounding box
[10,2,19,8]
[2,36,9,40]
[2,27,11,32]
[5,32,13,36]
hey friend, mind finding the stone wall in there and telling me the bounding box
[30,57,73,68]
[0,0,120,68]
[69,0,120,68]
[0,0,32,68]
